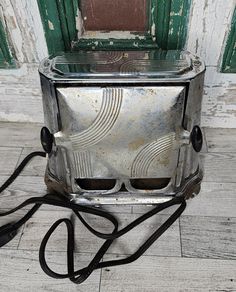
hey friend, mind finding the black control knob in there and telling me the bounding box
[40,127,54,154]
[191,125,203,152]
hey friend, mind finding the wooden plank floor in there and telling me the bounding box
[0,123,236,291]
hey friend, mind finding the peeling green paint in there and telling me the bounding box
[74,36,158,51]
[37,0,78,54]
[222,7,236,73]
[37,0,191,52]
[75,0,191,50]
[0,18,15,69]
[156,0,191,50]
[149,0,158,40]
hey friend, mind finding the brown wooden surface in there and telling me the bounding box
[81,0,148,31]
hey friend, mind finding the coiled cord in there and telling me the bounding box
[0,152,186,284]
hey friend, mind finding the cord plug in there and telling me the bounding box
[0,223,18,247]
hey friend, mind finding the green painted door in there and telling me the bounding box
[222,7,236,73]
[37,0,191,54]
[37,0,78,54]
[0,18,15,68]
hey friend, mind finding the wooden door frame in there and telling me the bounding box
[37,0,191,53]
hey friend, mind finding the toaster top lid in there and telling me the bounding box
[39,50,205,81]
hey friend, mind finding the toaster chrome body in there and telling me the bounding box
[39,50,205,205]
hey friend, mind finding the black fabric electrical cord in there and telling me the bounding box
[0,151,186,284]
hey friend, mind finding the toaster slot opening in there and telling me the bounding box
[130,178,170,190]
[76,178,116,190]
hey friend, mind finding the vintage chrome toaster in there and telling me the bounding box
[39,50,205,205]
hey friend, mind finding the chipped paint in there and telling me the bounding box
[76,0,156,49]
[150,5,156,39]
[0,0,23,63]
[156,0,191,50]
[222,6,236,73]
[0,11,14,68]
[82,30,146,40]
[151,23,156,38]
[76,7,84,38]
[37,0,79,53]
[187,0,235,66]
[48,20,54,30]
[200,65,236,128]
[0,0,48,64]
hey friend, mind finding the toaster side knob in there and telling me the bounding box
[41,127,54,154]
[191,125,203,152]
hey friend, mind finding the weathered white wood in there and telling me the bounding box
[0,85,41,98]
[0,95,43,123]
[100,255,236,292]
[0,249,100,292]
[0,63,39,83]
[132,204,181,216]
[0,146,22,175]
[11,0,48,61]
[205,128,236,153]
[105,214,181,257]
[201,67,236,129]
[0,63,44,123]
[186,0,236,128]
[18,209,181,257]
[17,209,73,251]
[0,210,25,249]
[98,205,132,214]
[201,127,208,152]
[202,152,236,183]
[181,215,236,259]
[0,0,25,62]
[0,175,48,209]
[0,0,48,63]
[187,0,235,67]
[0,122,42,148]
[133,181,236,217]
[16,147,47,177]
[185,182,236,217]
